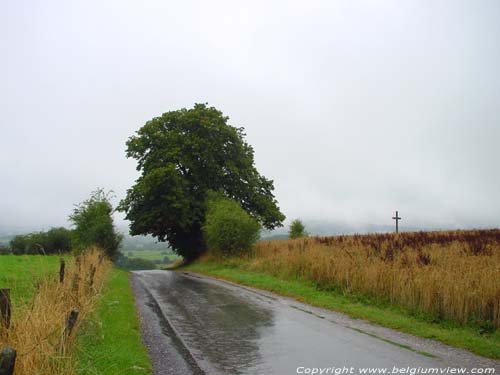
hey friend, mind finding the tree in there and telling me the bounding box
[10,235,30,255]
[118,103,285,261]
[203,193,261,257]
[289,219,307,239]
[69,189,122,259]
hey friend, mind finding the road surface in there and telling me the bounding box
[131,270,500,375]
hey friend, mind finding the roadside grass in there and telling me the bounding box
[0,254,67,306]
[181,260,500,360]
[77,268,152,375]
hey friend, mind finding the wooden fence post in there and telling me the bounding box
[59,258,65,283]
[64,309,79,341]
[88,265,96,288]
[0,346,16,375]
[0,289,11,329]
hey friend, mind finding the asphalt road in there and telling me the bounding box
[131,270,500,375]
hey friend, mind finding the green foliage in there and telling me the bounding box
[289,219,307,239]
[118,103,285,261]
[0,245,10,255]
[69,189,122,260]
[203,193,261,257]
[10,235,29,255]
[9,227,72,255]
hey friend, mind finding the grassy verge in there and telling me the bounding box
[77,268,152,375]
[181,260,500,360]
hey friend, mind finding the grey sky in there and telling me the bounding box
[1,0,500,233]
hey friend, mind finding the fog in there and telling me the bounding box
[1,0,500,234]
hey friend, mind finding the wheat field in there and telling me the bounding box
[240,230,500,331]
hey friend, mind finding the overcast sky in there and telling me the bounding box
[1,0,500,233]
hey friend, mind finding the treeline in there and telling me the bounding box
[9,227,72,255]
[3,189,122,259]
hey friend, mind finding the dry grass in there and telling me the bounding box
[236,230,500,331]
[0,248,112,375]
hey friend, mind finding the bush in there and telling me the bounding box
[289,219,307,239]
[69,189,122,260]
[0,245,11,255]
[9,227,72,255]
[203,194,261,257]
[10,235,30,255]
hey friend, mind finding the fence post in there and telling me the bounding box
[88,265,96,288]
[59,258,65,283]
[64,309,79,341]
[0,289,11,329]
[0,346,16,375]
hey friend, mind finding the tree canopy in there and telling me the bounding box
[118,103,285,260]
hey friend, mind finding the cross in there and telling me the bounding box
[392,210,401,233]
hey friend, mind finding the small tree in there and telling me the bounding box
[289,219,307,239]
[203,193,261,257]
[69,189,122,259]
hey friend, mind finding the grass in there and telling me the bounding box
[182,259,500,360]
[76,268,152,375]
[0,254,67,306]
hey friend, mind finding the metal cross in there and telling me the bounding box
[392,210,401,233]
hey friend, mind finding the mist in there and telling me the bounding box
[2,0,500,234]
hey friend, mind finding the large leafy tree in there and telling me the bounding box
[118,103,285,260]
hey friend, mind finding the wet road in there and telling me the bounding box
[132,270,500,375]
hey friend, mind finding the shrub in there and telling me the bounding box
[10,235,30,255]
[69,189,122,260]
[289,219,307,239]
[203,194,261,257]
[0,245,11,255]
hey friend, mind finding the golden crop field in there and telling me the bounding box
[246,230,500,331]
